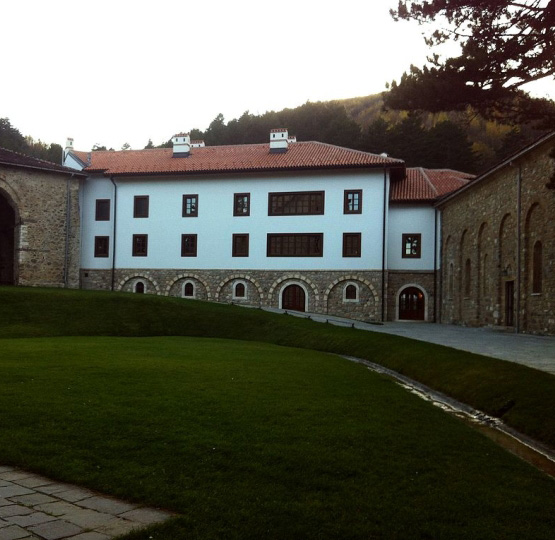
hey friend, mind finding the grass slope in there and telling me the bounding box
[2,336,555,539]
[1,286,554,450]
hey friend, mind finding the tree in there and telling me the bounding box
[121,142,131,151]
[144,139,154,149]
[386,1,555,126]
[0,118,27,153]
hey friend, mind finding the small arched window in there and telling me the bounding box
[533,241,542,293]
[234,282,246,298]
[135,281,145,294]
[448,263,454,299]
[183,282,195,297]
[464,259,471,297]
[482,254,488,296]
[344,283,359,302]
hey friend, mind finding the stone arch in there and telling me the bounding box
[267,273,320,312]
[458,229,469,320]
[476,222,490,322]
[118,274,161,294]
[215,273,263,305]
[279,281,309,312]
[165,273,211,300]
[0,186,20,285]
[523,202,545,329]
[396,283,429,322]
[498,213,516,326]
[324,275,379,321]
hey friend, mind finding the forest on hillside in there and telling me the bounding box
[1,92,551,174]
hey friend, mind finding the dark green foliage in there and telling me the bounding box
[144,139,154,149]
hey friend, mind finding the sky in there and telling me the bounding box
[1,0,554,153]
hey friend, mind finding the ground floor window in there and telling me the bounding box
[135,281,146,294]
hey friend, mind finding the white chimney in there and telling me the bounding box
[172,133,191,157]
[269,128,289,154]
[287,135,297,144]
[190,140,205,148]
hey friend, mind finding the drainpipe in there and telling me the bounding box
[433,208,439,323]
[381,168,388,322]
[63,174,75,287]
[110,176,118,291]
[516,163,522,334]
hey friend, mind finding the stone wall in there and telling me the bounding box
[440,136,555,334]
[81,268,385,322]
[386,271,437,322]
[0,167,80,288]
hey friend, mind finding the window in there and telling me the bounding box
[465,258,471,297]
[94,236,109,258]
[343,233,361,257]
[181,234,197,257]
[135,281,145,294]
[232,234,249,257]
[268,191,324,216]
[183,281,195,298]
[267,233,323,257]
[532,241,542,293]
[344,283,359,301]
[134,196,149,218]
[234,193,250,216]
[182,194,198,217]
[95,199,110,221]
[402,234,421,258]
[132,234,148,256]
[344,190,362,214]
[233,282,246,299]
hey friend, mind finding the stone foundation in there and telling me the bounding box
[386,271,437,322]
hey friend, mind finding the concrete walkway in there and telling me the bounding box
[262,307,555,375]
[0,466,173,540]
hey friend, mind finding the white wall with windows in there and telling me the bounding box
[80,169,389,271]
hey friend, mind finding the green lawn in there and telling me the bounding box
[1,336,555,539]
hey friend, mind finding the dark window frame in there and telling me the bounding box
[95,199,111,221]
[132,234,148,257]
[234,282,246,298]
[402,233,421,259]
[181,234,198,257]
[345,284,358,300]
[94,236,110,257]
[233,193,251,216]
[344,190,362,214]
[133,196,149,218]
[182,194,198,217]
[232,234,249,257]
[268,191,325,216]
[342,233,362,257]
[267,233,324,257]
[183,282,195,297]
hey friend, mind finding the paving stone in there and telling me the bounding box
[96,517,141,536]
[34,485,72,496]
[70,533,110,540]
[9,494,56,507]
[52,490,93,504]
[0,469,15,475]
[0,519,8,528]
[0,501,12,508]
[0,475,31,484]
[0,482,13,489]
[32,502,80,518]
[14,477,53,490]
[61,508,114,529]
[6,513,56,527]
[28,520,83,540]
[76,496,136,515]
[0,508,33,519]
[0,525,30,540]
[119,507,173,525]
[0,488,33,500]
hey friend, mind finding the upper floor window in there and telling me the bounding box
[133,196,149,218]
[402,234,421,258]
[343,233,361,257]
[267,233,323,257]
[94,236,109,258]
[95,199,110,221]
[181,234,198,257]
[232,234,249,257]
[234,193,250,216]
[132,234,148,256]
[268,191,324,216]
[344,190,362,214]
[182,194,198,217]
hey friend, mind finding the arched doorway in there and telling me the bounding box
[282,284,306,312]
[398,286,425,321]
[0,192,16,285]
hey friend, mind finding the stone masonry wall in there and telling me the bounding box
[440,138,555,334]
[81,268,385,322]
[0,167,80,288]
[386,271,437,322]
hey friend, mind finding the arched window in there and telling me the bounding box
[135,281,145,294]
[234,282,246,298]
[482,254,488,296]
[448,263,454,299]
[533,241,542,293]
[343,283,359,302]
[183,281,195,298]
[464,259,471,297]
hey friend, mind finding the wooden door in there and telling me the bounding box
[399,287,425,320]
[282,284,306,312]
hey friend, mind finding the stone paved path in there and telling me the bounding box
[0,466,173,540]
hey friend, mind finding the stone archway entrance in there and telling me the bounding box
[0,192,16,285]
[398,286,425,321]
[282,284,306,312]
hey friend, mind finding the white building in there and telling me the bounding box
[64,130,471,322]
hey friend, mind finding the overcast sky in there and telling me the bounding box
[1,0,553,153]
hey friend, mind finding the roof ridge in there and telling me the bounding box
[420,168,438,196]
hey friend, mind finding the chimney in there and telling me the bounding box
[190,140,205,148]
[172,133,191,157]
[269,128,289,154]
[287,135,297,144]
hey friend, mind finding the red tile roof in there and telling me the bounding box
[390,168,474,203]
[0,146,86,176]
[72,142,404,177]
